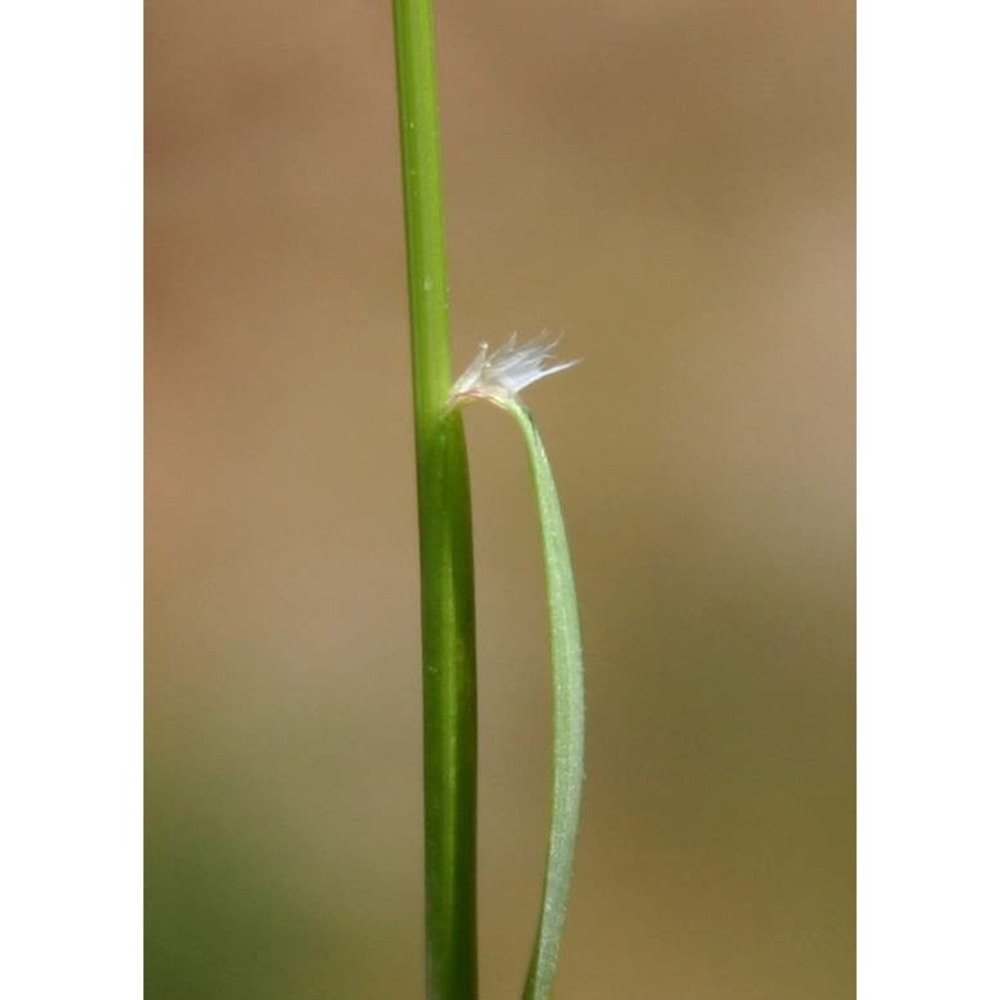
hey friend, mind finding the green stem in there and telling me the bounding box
[391,1,478,997]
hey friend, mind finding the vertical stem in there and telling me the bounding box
[390,1,478,997]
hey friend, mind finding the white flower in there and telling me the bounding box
[449,333,580,406]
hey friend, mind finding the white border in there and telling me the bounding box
[1,2,143,997]
[859,1,999,997]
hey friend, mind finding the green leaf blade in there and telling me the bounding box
[498,400,586,1000]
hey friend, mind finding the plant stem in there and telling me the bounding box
[390,1,479,997]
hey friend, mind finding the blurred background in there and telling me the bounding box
[146,0,854,996]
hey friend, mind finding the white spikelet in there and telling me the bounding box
[449,333,580,406]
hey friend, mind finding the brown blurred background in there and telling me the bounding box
[146,0,854,996]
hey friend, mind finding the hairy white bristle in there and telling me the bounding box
[449,333,580,406]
